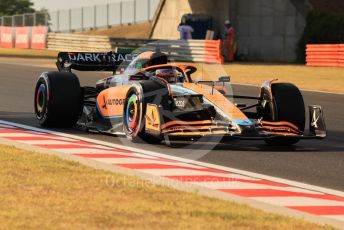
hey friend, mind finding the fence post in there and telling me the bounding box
[12,15,15,27]
[94,5,97,29]
[81,7,84,31]
[147,0,150,21]
[33,13,36,26]
[69,8,72,32]
[1,16,3,26]
[120,1,123,25]
[107,3,110,28]
[45,12,48,26]
[23,14,25,26]
[57,10,60,32]
[133,0,136,23]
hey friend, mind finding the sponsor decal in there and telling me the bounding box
[1,33,12,43]
[31,26,47,49]
[107,98,125,106]
[311,109,320,128]
[15,27,30,49]
[0,27,14,48]
[68,53,138,63]
[32,34,45,43]
[174,98,186,108]
[102,96,125,110]
[16,34,28,43]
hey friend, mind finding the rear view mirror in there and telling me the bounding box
[218,76,230,82]
[129,73,149,81]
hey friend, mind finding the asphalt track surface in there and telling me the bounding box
[1,59,343,191]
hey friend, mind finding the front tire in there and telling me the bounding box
[123,81,169,144]
[264,83,305,146]
[34,71,82,127]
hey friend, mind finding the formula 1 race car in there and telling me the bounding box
[34,51,327,146]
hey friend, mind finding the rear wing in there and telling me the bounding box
[56,52,138,72]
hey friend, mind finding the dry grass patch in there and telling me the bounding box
[0,47,343,93]
[0,48,57,59]
[78,22,151,38]
[193,63,344,93]
[0,145,334,230]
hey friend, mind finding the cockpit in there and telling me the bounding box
[125,51,168,75]
[96,51,196,90]
[154,69,180,83]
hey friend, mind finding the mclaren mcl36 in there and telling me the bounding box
[34,51,326,146]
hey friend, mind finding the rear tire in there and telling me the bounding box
[34,71,82,127]
[264,83,305,146]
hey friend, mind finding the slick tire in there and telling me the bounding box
[123,80,169,144]
[265,83,305,146]
[34,71,82,128]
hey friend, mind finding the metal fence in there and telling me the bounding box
[0,0,159,32]
[47,33,224,64]
[0,12,48,27]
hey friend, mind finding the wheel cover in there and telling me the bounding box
[125,94,139,132]
[36,83,46,118]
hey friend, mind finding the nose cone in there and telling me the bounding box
[239,124,259,137]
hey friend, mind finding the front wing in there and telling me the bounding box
[145,104,327,141]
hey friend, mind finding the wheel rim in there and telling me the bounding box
[125,94,139,133]
[36,83,46,118]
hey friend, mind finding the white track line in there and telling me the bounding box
[74,151,158,159]
[138,169,232,177]
[252,197,344,207]
[94,158,201,166]
[191,181,288,190]
[17,140,84,145]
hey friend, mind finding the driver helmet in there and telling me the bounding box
[155,69,179,83]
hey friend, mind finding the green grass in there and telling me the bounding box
[0,145,335,229]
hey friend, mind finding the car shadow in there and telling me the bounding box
[162,130,344,153]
